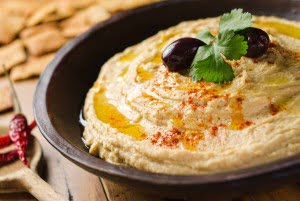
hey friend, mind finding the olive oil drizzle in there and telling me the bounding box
[119,52,137,62]
[136,66,154,82]
[94,87,146,140]
[229,97,252,130]
[254,21,300,39]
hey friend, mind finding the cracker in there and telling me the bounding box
[41,2,75,24]
[41,0,98,24]
[0,12,25,44]
[26,0,97,27]
[60,5,111,38]
[20,23,57,39]
[0,0,44,18]
[0,40,27,75]
[10,53,55,81]
[62,0,97,10]
[0,80,12,113]
[22,27,67,56]
[98,0,159,13]
[26,2,57,27]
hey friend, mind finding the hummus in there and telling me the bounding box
[83,16,300,174]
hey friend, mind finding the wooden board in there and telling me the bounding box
[0,79,299,201]
[0,79,107,201]
[101,180,300,201]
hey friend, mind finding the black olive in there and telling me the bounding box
[162,37,206,72]
[238,27,270,58]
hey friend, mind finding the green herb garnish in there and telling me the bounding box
[190,9,252,83]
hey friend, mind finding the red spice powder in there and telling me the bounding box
[245,121,252,126]
[180,101,186,108]
[231,60,241,68]
[236,120,253,130]
[151,132,161,144]
[150,128,204,150]
[237,97,244,102]
[140,133,147,139]
[160,128,182,147]
[269,42,277,48]
[210,125,218,136]
[269,102,280,115]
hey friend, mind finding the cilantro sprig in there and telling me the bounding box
[190,9,252,83]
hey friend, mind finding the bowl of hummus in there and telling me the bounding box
[34,0,300,198]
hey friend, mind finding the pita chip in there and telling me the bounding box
[26,2,57,27]
[0,40,27,75]
[62,0,97,10]
[0,80,12,113]
[40,0,99,24]
[0,12,25,44]
[26,0,95,27]
[22,28,67,56]
[98,0,159,13]
[10,53,55,81]
[60,5,111,38]
[0,0,44,18]
[20,23,58,39]
[41,2,75,23]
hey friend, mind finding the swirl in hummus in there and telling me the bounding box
[83,16,300,174]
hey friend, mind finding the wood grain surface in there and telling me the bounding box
[0,78,299,201]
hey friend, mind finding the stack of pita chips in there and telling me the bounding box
[0,0,160,113]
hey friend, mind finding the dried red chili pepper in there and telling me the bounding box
[0,120,36,166]
[0,127,13,148]
[29,121,37,131]
[0,149,18,166]
[0,135,12,149]
[9,114,30,167]
[0,120,36,150]
[1,65,36,167]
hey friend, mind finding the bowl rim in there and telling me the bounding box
[34,0,300,186]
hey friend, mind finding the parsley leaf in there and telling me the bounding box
[219,8,252,32]
[190,30,246,83]
[196,28,214,44]
[192,45,212,66]
[190,9,251,83]
[190,49,235,83]
[217,30,248,60]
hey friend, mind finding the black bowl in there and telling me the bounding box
[34,0,300,199]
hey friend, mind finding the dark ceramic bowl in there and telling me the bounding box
[34,0,300,199]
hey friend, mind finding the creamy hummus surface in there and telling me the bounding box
[83,16,300,174]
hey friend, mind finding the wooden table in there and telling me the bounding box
[0,79,299,201]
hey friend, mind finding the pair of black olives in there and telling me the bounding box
[162,27,270,72]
